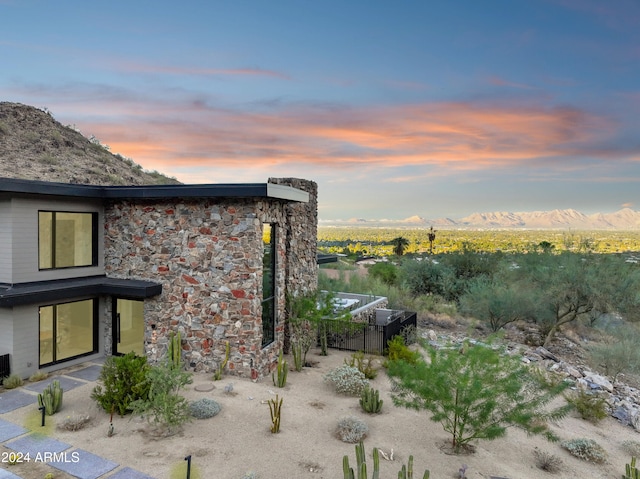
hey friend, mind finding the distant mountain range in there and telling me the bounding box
[319,208,640,230]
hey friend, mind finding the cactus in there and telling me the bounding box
[398,455,430,479]
[37,380,63,415]
[168,331,182,369]
[624,457,640,479]
[213,341,230,380]
[269,394,283,433]
[360,387,383,414]
[272,350,288,388]
[343,442,429,479]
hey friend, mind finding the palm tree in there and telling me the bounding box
[391,236,409,256]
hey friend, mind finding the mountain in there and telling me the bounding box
[320,209,640,230]
[0,102,179,185]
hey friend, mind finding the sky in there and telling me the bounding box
[1,0,639,221]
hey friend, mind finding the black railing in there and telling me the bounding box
[0,354,10,383]
[323,311,417,355]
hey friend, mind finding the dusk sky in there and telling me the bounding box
[2,1,639,221]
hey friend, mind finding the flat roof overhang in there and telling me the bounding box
[317,253,338,264]
[0,177,309,203]
[0,276,162,307]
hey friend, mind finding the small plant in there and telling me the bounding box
[385,335,420,364]
[44,473,55,479]
[241,473,258,479]
[336,416,368,443]
[213,341,230,380]
[29,371,48,382]
[346,351,378,380]
[37,380,64,415]
[58,412,91,431]
[272,350,288,388]
[2,373,23,389]
[623,456,640,479]
[457,464,468,479]
[268,395,283,433]
[130,360,193,435]
[342,441,430,479]
[359,387,383,414]
[189,398,222,419]
[91,352,150,415]
[533,448,563,473]
[167,330,182,369]
[561,438,607,464]
[565,389,608,423]
[324,365,369,396]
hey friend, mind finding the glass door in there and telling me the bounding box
[113,299,145,356]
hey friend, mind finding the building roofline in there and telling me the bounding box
[0,177,309,203]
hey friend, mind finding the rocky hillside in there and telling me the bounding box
[0,102,179,185]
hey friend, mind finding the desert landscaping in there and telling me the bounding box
[3,322,640,479]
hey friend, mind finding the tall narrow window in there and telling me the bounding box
[261,223,276,347]
[39,299,98,366]
[39,211,98,269]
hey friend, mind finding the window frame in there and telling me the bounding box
[38,298,99,367]
[261,223,276,347]
[38,210,99,270]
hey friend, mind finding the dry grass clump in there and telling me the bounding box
[533,448,563,473]
[621,440,640,457]
[58,412,92,431]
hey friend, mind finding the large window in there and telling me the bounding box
[261,223,276,347]
[39,211,98,269]
[39,299,98,366]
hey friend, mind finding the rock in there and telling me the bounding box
[565,366,583,379]
[584,373,614,393]
[535,346,559,362]
[427,329,437,341]
[194,383,216,392]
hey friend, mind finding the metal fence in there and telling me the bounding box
[0,354,10,383]
[323,311,417,355]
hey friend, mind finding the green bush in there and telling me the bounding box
[130,360,192,435]
[368,262,399,285]
[385,335,420,364]
[91,352,150,416]
[324,365,369,396]
[388,341,571,452]
[359,387,383,414]
[561,438,607,464]
[564,389,608,424]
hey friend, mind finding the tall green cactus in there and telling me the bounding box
[168,331,182,369]
[624,457,640,479]
[213,341,230,380]
[269,394,283,433]
[343,442,428,479]
[37,379,63,415]
[272,350,288,388]
[360,387,383,414]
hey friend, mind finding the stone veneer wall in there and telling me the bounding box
[103,178,318,379]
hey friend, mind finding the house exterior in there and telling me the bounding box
[0,176,318,380]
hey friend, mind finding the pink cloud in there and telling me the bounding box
[48,95,626,180]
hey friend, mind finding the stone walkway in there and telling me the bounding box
[0,361,156,479]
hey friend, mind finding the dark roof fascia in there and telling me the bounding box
[0,177,309,203]
[0,276,162,307]
[317,253,338,264]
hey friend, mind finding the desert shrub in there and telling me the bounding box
[564,389,608,423]
[324,365,369,396]
[29,371,48,382]
[368,262,399,285]
[561,438,607,464]
[385,335,420,364]
[533,448,563,473]
[58,413,91,431]
[130,361,193,435]
[345,351,378,379]
[621,440,640,457]
[2,374,23,389]
[91,352,150,415]
[588,324,640,383]
[189,398,222,419]
[335,416,368,443]
[388,341,571,453]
